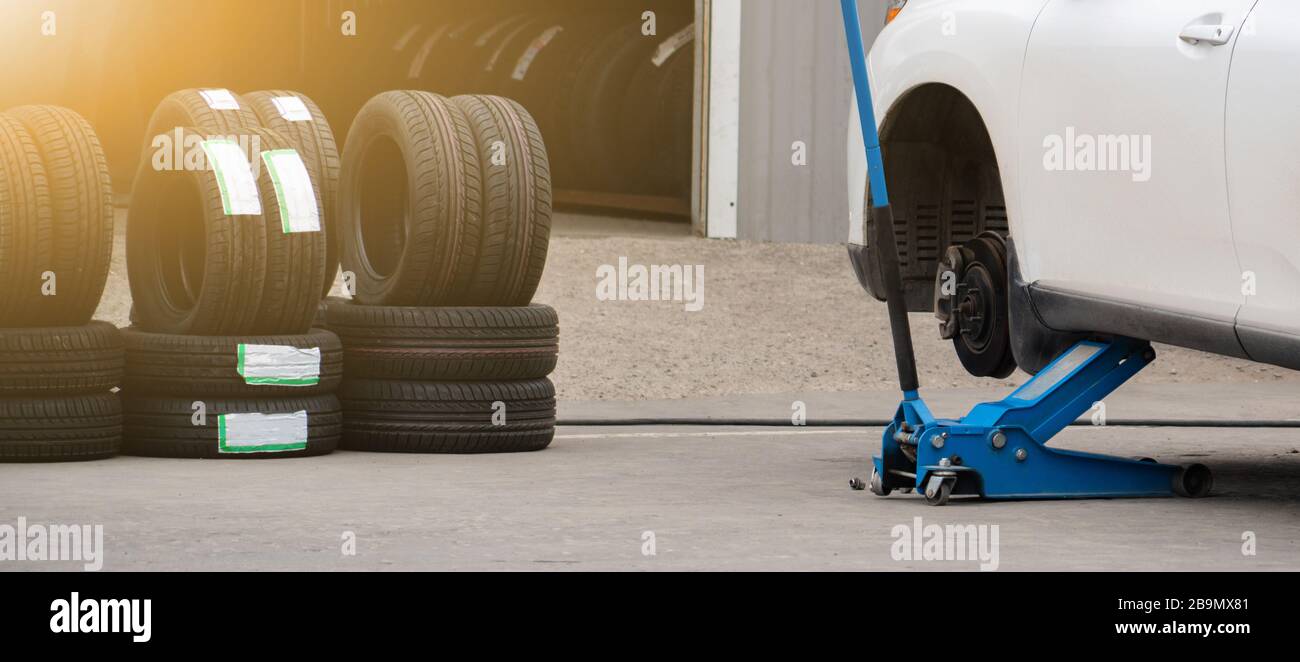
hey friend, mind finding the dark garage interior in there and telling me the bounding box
[0,0,695,218]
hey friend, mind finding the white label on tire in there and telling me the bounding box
[392,24,422,51]
[201,139,262,216]
[199,88,240,111]
[475,19,514,47]
[271,95,312,122]
[260,149,320,233]
[237,344,321,386]
[408,27,447,79]
[652,24,695,67]
[218,411,308,454]
[512,26,563,81]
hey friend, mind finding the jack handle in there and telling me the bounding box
[840,0,920,397]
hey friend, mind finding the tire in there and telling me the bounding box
[0,114,53,324]
[127,125,268,334]
[408,15,476,92]
[0,321,123,396]
[338,91,482,306]
[431,11,518,95]
[387,23,434,92]
[617,58,661,195]
[121,327,341,397]
[385,19,449,92]
[129,89,263,330]
[122,393,340,459]
[652,54,695,199]
[620,39,693,197]
[138,88,260,142]
[243,91,341,297]
[243,127,327,334]
[323,299,557,380]
[450,95,552,305]
[471,15,554,96]
[398,19,468,91]
[456,13,535,93]
[340,379,555,454]
[5,106,113,326]
[560,12,691,194]
[0,394,121,462]
[493,15,607,132]
[562,23,652,191]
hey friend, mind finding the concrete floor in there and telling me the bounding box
[3,405,1297,572]
[56,210,1298,570]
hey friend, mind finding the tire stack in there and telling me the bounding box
[122,88,343,459]
[390,3,695,200]
[0,105,122,463]
[325,91,558,453]
[613,17,695,198]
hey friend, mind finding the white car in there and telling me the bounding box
[848,0,1298,378]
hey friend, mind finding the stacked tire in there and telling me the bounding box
[326,91,558,453]
[122,88,342,459]
[393,4,694,199]
[0,105,123,462]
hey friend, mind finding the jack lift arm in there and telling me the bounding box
[839,0,1212,505]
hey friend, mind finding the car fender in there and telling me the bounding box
[848,0,1050,276]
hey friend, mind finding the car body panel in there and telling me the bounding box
[1017,0,1256,322]
[1227,0,1300,348]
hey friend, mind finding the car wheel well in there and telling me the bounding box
[862,83,1008,312]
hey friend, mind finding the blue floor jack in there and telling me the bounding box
[839,0,1212,505]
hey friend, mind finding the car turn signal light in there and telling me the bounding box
[886,0,907,24]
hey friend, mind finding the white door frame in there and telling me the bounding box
[692,0,742,239]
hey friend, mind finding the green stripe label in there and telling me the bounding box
[260,149,320,234]
[217,411,308,454]
[200,139,262,216]
[236,344,321,386]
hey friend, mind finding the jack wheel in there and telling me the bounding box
[849,477,866,491]
[869,469,891,497]
[924,478,953,506]
[1173,463,1213,498]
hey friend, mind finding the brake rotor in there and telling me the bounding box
[934,232,1017,378]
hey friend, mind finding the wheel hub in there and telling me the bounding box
[933,233,1017,378]
[957,274,990,345]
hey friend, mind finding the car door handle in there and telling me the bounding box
[1179,24,1234,46]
